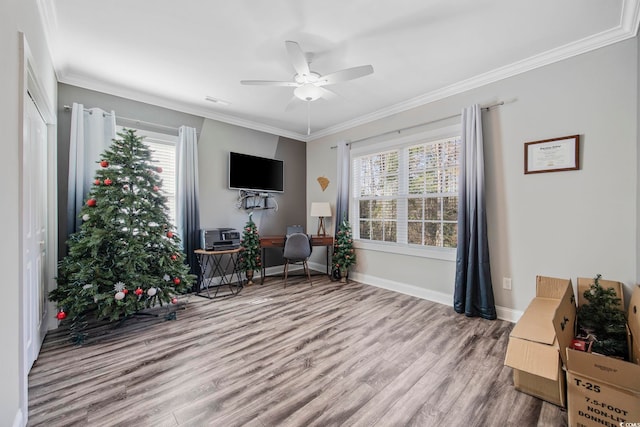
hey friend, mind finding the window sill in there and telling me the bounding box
[353,240,456,261]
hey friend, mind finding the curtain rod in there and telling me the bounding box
[63,104,180,134]
[331,101,505,149]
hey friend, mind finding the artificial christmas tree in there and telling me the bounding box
[239,212,261,285]
[576,274,628,359]
[51,129,194,342]
[332,219,356,282]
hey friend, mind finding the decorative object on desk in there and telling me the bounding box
[49,129,194,344]
[239,212,261,285]
[310,202,332,236]
[576,273,627,359]
[317,176,330,191]
[332,219,356,283]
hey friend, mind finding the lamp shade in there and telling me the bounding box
[310,202,332,217]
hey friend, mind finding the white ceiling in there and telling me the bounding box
[40,0,639,141]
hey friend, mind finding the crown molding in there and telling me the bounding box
[57,72,309,141]
[46,0,639,143]
[308,9,640,141]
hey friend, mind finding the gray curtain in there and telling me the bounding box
[176,126,201,280]
[67,103,116,234]
[454,104,496,320]
[334,140,350,232]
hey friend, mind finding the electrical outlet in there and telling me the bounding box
[503,277,512,290]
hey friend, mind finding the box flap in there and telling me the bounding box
[577,277,624,308]
[552,279,577,367]
[505,337,560,381]
[511,298,561,345]
[566,348,640,393]
[536,276,572,299]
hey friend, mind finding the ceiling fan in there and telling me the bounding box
[241,40,374,105]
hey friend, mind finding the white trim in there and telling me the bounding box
[40,1,640,142]
[354,240,456,262]
[349,271,522,323]
[12,408,24,427]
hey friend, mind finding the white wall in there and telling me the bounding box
[0,0,57,425]
[308,38,638,318]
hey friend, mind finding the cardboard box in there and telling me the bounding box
[504,276,574,407]
[559,284,640,427]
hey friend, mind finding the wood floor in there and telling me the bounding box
[28,275,567,427]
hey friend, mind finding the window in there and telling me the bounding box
[116,127,178,227]
[352,126,461,256]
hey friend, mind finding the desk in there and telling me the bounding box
[259,235,334,284]
[194,248,244,299]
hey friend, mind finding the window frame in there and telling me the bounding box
[350,124,460,261]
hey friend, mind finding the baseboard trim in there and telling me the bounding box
[350,271,522,323]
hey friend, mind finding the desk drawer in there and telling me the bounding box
[259,237,285,247]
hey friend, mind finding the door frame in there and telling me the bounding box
[18,32,57,426]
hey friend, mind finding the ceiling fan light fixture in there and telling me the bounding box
[294,83,323,101]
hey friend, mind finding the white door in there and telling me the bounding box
[23,94,48,371]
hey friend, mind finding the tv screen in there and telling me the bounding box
[228,152,284,193]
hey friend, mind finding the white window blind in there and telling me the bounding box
[352,126,460,252]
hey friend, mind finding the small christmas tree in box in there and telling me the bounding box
[332,219,356,282]
[50,129,194,342]
[577,274,628,359]
[239,212,261,285]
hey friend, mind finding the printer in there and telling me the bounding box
[200,228,241,251]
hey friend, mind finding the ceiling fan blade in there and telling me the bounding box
[240,80,299,87]
[285,40,311,77]
[317,64,374,86]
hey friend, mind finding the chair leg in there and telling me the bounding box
[304,261,312,285]
[283,261,289,288]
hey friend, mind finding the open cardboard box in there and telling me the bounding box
[560,281,640,427]
[504,276,574,407]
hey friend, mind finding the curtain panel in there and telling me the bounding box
[334,140,350,232]
[67,103,116,234]
[454,104,496,320]
[176,126,201,280]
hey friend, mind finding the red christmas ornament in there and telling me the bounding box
[134,287,143,296]
[104,178,113,186]
[56,311,67,320]
[100,160,109,167]
[173,277,181,285]
[153,185,159,192]
[171,297,178,304]
[94,179,101,185]
[166,231,174,238]
[122,288,129,294]
[156,166,163,173]
[87,198,97,207]
[171,254,178,261]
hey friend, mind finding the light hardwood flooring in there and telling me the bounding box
[28,275,567,426]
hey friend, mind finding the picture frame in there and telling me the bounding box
[524,134,580,174]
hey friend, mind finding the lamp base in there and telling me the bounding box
[317,217,327,236]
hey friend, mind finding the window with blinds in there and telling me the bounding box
[352,132,461,250]
[117,127,178,227]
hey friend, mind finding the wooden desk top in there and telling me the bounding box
[260,235,333,247]
[194,247,243,255]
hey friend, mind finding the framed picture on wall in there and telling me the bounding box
[524,134,580,174]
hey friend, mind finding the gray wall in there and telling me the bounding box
[57,84,306,267]
[308,37,639,319]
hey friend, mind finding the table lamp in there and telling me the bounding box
[310,202,332,236]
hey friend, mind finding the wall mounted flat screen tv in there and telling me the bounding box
[228,152,284,193]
